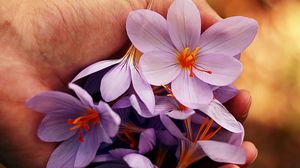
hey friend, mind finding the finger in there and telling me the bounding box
[194,0,222,30]
[241,141,258,167]
[224,90,252,123]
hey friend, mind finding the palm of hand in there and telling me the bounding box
[0,1,239,168]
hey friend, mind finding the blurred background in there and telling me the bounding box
[208,0,300,167]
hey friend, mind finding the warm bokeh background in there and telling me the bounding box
[208,0,300,167]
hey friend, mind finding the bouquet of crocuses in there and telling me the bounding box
[26,0,258,167]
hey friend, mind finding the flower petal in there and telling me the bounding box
[123,153,157,168]
[26,91,85,114]
[167,109,195,120]
[101,60,131,102]
[109,148,137,159]
[171,71,213,109]
[198,99,242,133]
[167,0,201,50]
[227,122,245,146]
[69,83,94,107]
[194,54,242,86]
[47,136,79,168]
[213,85,238,103]
[112,96,131,109]
[130,63,155,112]
[130,94,159,118]
[160,114,188,141]
[198,16,258,56]
[138,128,156,154]
[71,59,122,83]
[198,140,246,164]
[139,50,181,86]
[38,114,76,142]
[126,9,174,53]
[75,126,101,167]
[97,101,121,137]
[154,96,178,114]
[93,154,116,163]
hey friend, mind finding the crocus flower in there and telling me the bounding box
[71,45,155,113]
[164,113,246,167]
[130,85,242,134]
[26,83,121,168]
[126,0,258,108]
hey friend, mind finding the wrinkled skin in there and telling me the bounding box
[0,0,257,167]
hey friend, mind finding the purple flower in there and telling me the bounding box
[126,0,258,108]
[26,83,121,168]
[130,85,242,133]
[71,45,155,113]
[94,153,158,168]
[123,153,158,168]
[165,113,246,167]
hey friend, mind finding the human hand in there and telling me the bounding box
[0,0,256,167]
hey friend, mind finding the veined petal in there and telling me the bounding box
[130,95,159,118]
[126,9,174,53]
[47,136,79,168]
[214,85,238,103]
[198,99,242,133]
[97,101,121,137]
[69,83,94,107]
[139,50,181,86]
[167,109,195,120]
[123,153,157,168]
[101,60,131,102]
[26,91,85,114]
[194,54,242,86]
[75,126,101,167]
[198,16,258,56]
[167,0,201,51]
[130,63,155,112]
[171,71,213,109]
[198,140,246,164]
[71,59,122,83]
[138,128,156,154]
[38,114,76,142]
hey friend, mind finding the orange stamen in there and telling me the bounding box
[67,108,100,142]
[117,122,141,149]
[193,117,209,142]
[162,85,172,94]
[177,47,212,77]
[203,126,222,140]
[199,119,214,140]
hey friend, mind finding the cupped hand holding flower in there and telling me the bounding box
[0,0,256,168]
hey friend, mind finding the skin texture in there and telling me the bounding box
[0,0,257,167]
